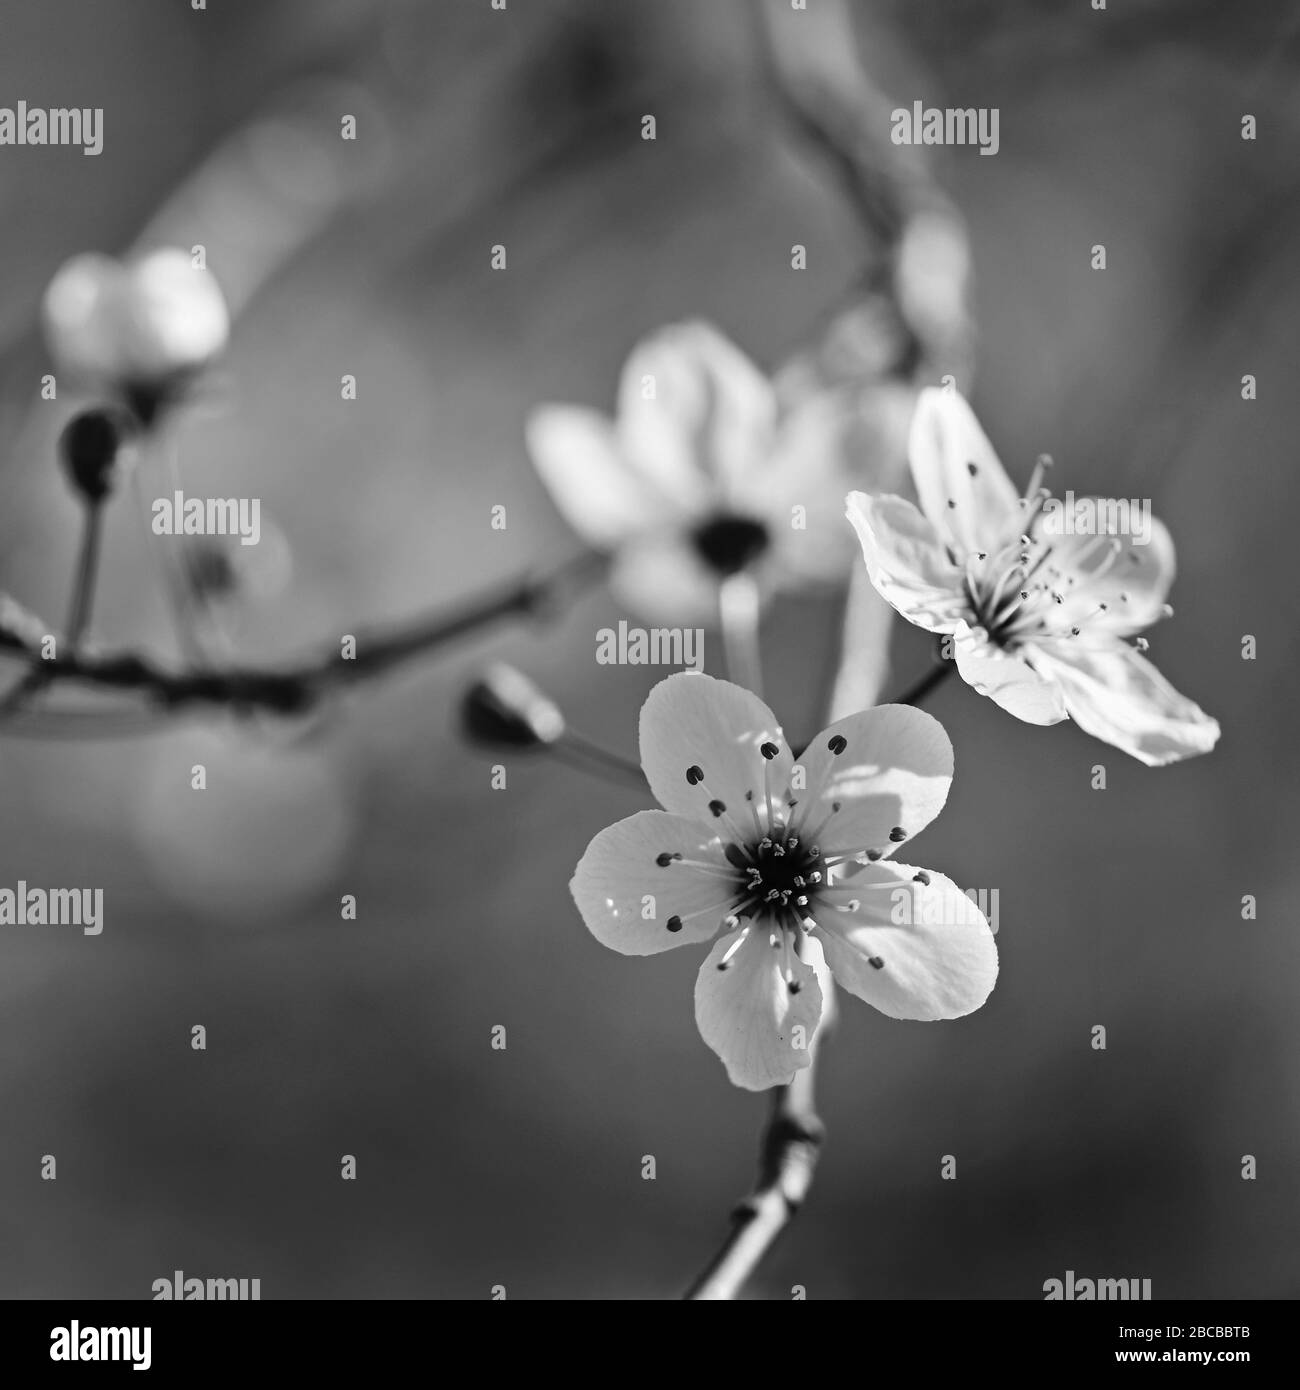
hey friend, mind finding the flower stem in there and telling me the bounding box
[889,659,953,708]
[718,573,763,698]
[684,1032,826,1300]
[65,502,104,649]
[552,731,648,791]
[0,503,104,717]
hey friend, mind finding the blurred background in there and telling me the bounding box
[0,0,1297,1298]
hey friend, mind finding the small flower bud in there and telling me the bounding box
[58,407,135,503]
[461,664,565,748]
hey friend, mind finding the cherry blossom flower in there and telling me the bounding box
[42,247,230,423]
[846,388,1220,766]
[527,321,912,625]
[570,672,997,1090]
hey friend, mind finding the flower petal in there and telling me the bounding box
[816,861,998,1020]
[639,672,794,827]
[608,529,732,627]
[122,249,230,379]
[752,384,912,587]
[570,810,735,955]
[1031,641,1220,766]
[527,405,675,549]
[953,622,1068,725]
[694,922,824,1090]
[790,703,954,860]
[1033,502,1176,635]
[907,388,1021,551]
[42,252,129,380]
[617,321,776,503]
[845,490,970,633]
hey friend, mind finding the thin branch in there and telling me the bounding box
[0,550,604,722]
[889,658,953,709]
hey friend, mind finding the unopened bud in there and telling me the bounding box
[58,407,135,503]
[461,664,565,748]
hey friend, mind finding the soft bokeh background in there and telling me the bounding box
[0,0,1296,1298]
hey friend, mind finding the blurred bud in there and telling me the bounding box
[461,664,565,748]
[187,507,292,607]
[893,210,972,372]
[58,406,136,503]
[42,248,230,422]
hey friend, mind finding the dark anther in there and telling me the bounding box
[686,765,704,785]
[723,843,749,870]
[868,956,885,970]
[655,852,675,868]
[889,826,908,842]
[866,849,882,861]
[913,870,931,885]
[760,741,779,760]
[827,734,847,755]
[666,915,683,933]
[708,800,726,817]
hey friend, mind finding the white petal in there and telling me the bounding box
[751,386,911,587]
[1032,641,1220,766]
[617,321,776,504]
[695,923,824,1090]
[817,861,998,1020]
[953,622,1068,725]
[608,529,729,627]
[527,405,674,549]
[43,249,229,387]
[42,253,130,380]
[639,673,794,827]
[571,810,735,955]
[1033,503,1176,634]
[122,249,229,378]
[845,490,969,633]
[907,388,1020,552]
[790,703,954,860]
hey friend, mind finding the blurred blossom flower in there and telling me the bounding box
[42,247,230,423]
[570,673,997,1091]
[846,388,1220,766]
[527,321,908,625]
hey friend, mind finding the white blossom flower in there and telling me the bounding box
[846,388,1220,766]
[527,321,912,624]
[42,248,230,422]
[570,672,998,1091]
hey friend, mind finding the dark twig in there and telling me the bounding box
[889,658,953,709]
[0,551,605,722]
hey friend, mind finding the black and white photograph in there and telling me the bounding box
[0,0,1295,1356]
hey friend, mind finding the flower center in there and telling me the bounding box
[739,834,823,915]
[691,512,770,576]
[653,737,912,988]
[955,456,1135,653]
